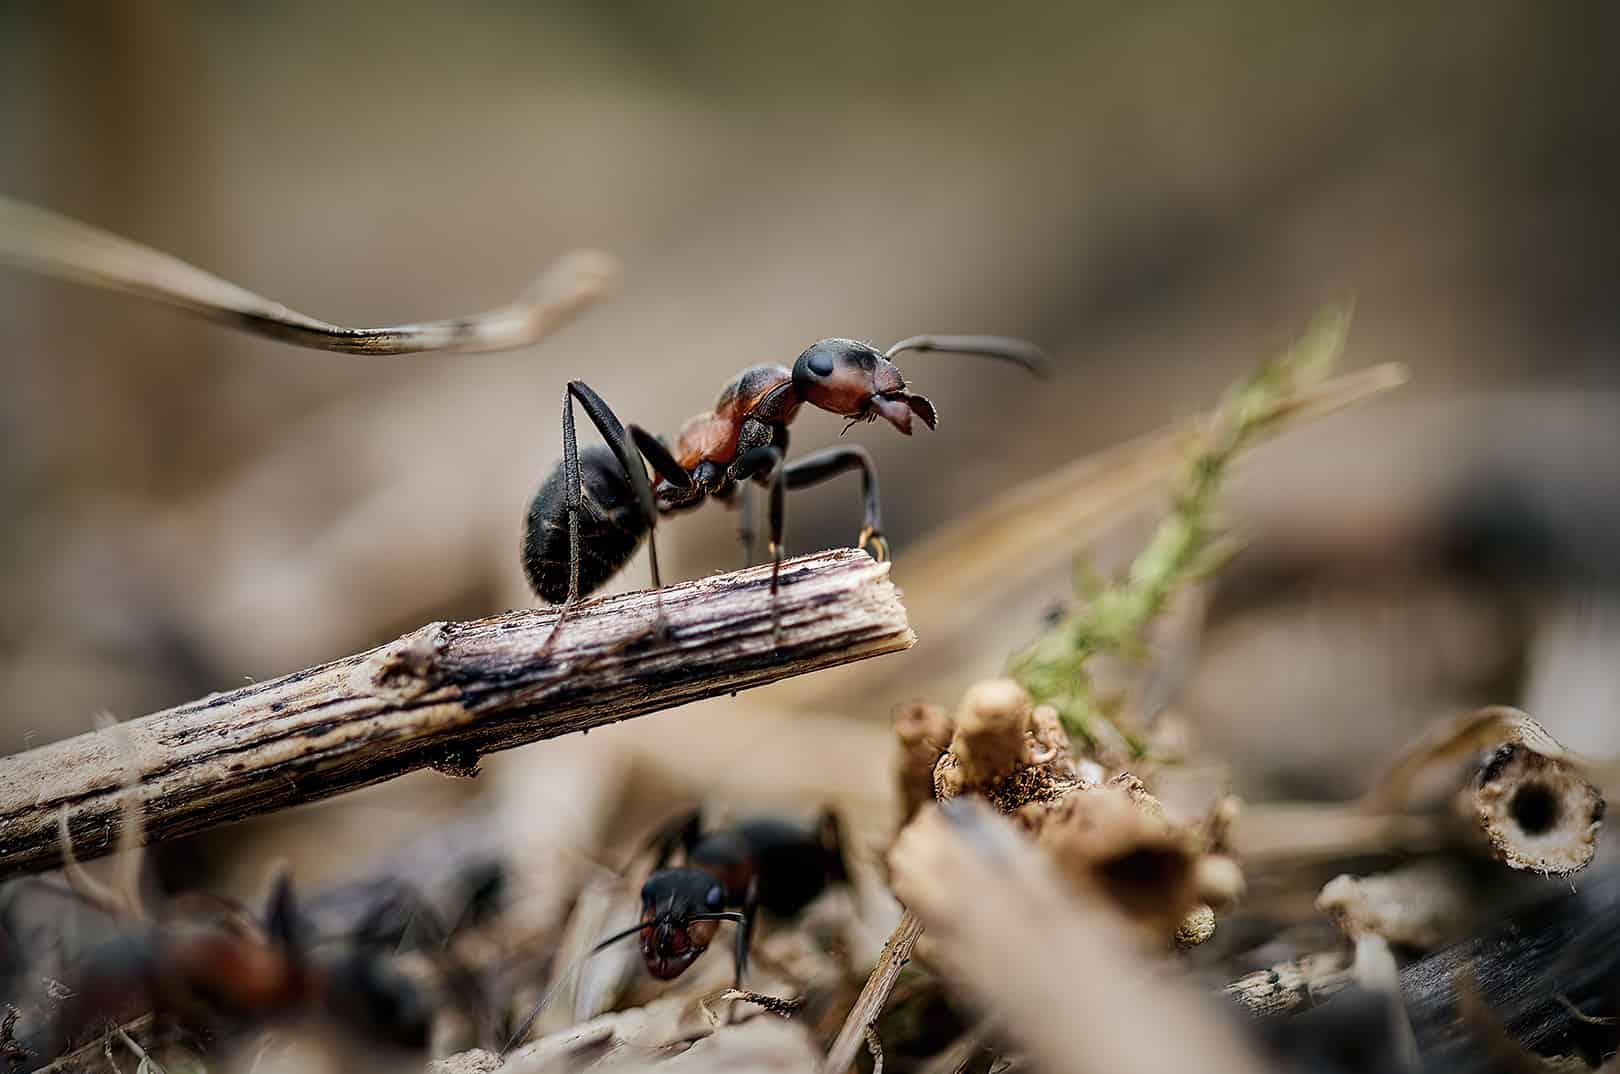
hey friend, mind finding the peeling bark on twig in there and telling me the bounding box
[0,550,913,879]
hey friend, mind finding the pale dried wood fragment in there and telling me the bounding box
[885,800,1264,1074]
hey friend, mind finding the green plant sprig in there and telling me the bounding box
[1009,307,1353,753]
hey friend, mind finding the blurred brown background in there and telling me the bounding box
[4,3,1619,885]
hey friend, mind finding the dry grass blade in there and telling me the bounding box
[0,194,619,355]
[780,358,1406,711]
[896,360,1404,638]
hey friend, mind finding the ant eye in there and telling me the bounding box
[807,352,835,378]
[706,885,724,910]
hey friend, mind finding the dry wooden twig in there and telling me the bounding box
[821,909,926,1074]
[0,194,618,355]
[0,549,912,879]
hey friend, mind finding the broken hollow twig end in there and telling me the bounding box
[1473,741,1604,875]
[0,548,912,880]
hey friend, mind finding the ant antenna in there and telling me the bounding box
[502,919,650,1055]
[588,919,654,956]
[502,912,750,1056]
[884,334,1054,378]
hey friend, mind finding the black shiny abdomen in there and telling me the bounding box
[522,445,648,604]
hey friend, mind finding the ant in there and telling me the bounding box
[610,809,848,987]
[521,335,1050,619]
[10,807,481,1067]
[504,809,847,1051]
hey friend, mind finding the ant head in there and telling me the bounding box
[636,869,725,980]
[792,339,937,436]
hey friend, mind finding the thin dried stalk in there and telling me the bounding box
[0,194,618,355]
[821,910,926,1074]
[768,358,1408,716]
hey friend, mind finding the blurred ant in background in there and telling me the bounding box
[0,807,484,1070]
[505,808,848,1052]
[522,335,1050,619]
[612,808,849,987]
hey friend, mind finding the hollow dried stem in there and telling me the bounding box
[1366,706,1605,874]
[1234,706,1605,875]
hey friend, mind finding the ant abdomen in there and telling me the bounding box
[522,444,649,604]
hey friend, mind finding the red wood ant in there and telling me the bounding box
[603,809,848,987]
[10,871,460,1065]
[503,809,847,1051]
[521,335,1050,615]
[6,811,481,1067]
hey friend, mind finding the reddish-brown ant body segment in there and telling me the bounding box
[521,335,1050,617]
[4,871,467,1063]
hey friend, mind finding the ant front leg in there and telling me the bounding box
[725,884,759,1025]
[735,885,757,991]
[548,382,693,648]
[783,446,887,563]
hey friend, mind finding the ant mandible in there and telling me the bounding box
[521,335,1050,617]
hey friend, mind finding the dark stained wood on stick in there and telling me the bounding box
[1400,864,1620,1072]
[0,549,913,880]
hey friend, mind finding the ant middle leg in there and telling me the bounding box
[732,445,787,595]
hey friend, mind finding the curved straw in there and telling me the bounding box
[0,194,619,355]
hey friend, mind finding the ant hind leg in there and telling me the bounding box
[542,382,694,650]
